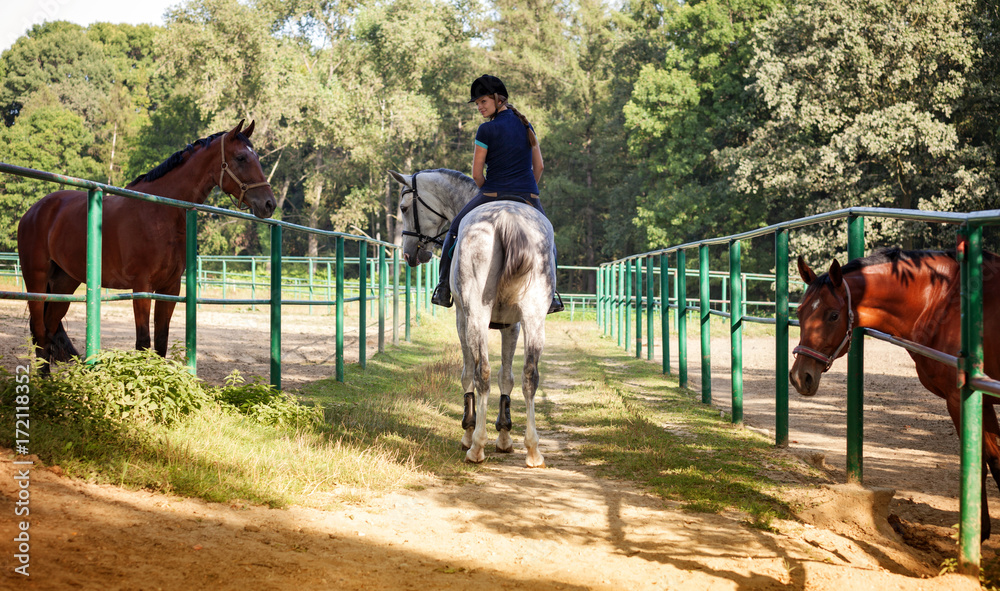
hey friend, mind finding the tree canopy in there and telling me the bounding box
[0,0,997,273]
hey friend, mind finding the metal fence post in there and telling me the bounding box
[677,250,688,389]
[846,214,866,483]
[646,256,654,360]
[269,225,282,390]
[959,224,985,573]
[405,265,411,342]
[700,244,712,405]
[775,228,790,447]
[661,253,671,376]
[359,242,367,368]
[392,249,399,346]
[85,188,103,362]
[336,236,345,382]
[185,210,197,374]
[729,240,743,424]
[379,245,386,353]
[625,259,632,354]
[635,257,642,359]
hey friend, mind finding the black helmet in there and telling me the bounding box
[469,75,508,103]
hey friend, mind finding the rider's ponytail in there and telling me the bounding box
[494,94,538,147]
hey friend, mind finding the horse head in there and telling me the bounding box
[218,120,276,219]
[388,170,450,267]
[789,256,855,396]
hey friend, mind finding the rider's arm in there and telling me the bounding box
[472,144,487,187]
[532,144,544,184]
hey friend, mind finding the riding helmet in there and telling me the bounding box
[469,75,509,103]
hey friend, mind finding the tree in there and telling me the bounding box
[719,0,996,257]
[621,0,785,259]
[0,96,102,248]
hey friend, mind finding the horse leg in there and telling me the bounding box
[464,322,492,464]
[495,323,520,453]
[24,284,50,373]
[519,315,545,468]
[456,310,477,451]
[45,267,81,363]
[153,289,179,357]
[132,296,152,351]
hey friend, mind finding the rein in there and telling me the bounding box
[400,172,450,248]
[219,133,270,210]
[793,281,855,372]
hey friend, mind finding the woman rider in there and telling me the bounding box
[431,74,563,314]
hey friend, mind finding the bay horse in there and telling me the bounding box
[18,120,276,372]
[389,169,555,467]
[790,248,1000,539]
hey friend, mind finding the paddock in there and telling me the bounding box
[0,297,991,589]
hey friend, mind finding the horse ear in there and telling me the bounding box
[230,119,246,137]
[244,120,255,139]
[387,170,411,188]
[797,255,817,285]
[828,260,843,288]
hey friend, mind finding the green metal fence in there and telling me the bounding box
[597,206,1000,574]
[0,161,425,389]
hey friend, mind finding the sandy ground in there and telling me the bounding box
[0,299,993,589]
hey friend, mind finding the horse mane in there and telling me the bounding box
[840,248,953,275]
[127,131,254,187]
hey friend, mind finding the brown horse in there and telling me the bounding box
[18,120,276,371]
[790,248,1000,539]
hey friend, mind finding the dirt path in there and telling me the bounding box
[0,304,989,589]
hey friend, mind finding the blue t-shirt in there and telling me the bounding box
[474,109,539,195]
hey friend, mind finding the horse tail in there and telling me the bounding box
[496,214,534,304]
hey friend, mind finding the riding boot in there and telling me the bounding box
[431,234,455,308]
[548,291,564,314]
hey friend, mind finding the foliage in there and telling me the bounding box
[719,0,998,259]
[28,349,209,428]
[215,369,322,427]
[1,0,999,268]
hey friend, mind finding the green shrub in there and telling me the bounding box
[214,370,322,428]
[33,349,210,427]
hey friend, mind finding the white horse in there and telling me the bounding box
[389,169,553,467]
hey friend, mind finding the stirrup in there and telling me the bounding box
[431,282,453,308]
[548,292,564,314]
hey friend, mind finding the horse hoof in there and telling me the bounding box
[495,445,513,454]
[465,449,485,464]
[525,453,545,468]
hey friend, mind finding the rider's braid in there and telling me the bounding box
[494,94,538,147]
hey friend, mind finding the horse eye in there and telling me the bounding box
[236,154,247,163]
[400,205,408,213]
[827,310,840,322]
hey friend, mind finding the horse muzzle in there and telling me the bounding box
[789,357,822,396]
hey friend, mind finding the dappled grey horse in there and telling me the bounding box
[389,169,554,467]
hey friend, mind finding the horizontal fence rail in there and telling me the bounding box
[597,206,1000,574]
[0,160,422,389]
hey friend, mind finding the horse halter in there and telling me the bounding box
[219,132,270,210]
[792,281,855,372]
[400,172,450,249]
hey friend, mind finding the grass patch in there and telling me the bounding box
[0,316,480,508]
[549,327,811,528]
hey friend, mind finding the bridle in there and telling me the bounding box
[219,132,270,210]
[400,172,450,249]
[792,280,855,372]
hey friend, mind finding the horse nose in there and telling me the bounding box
[263,198,275,217]
[403,253,410,264]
